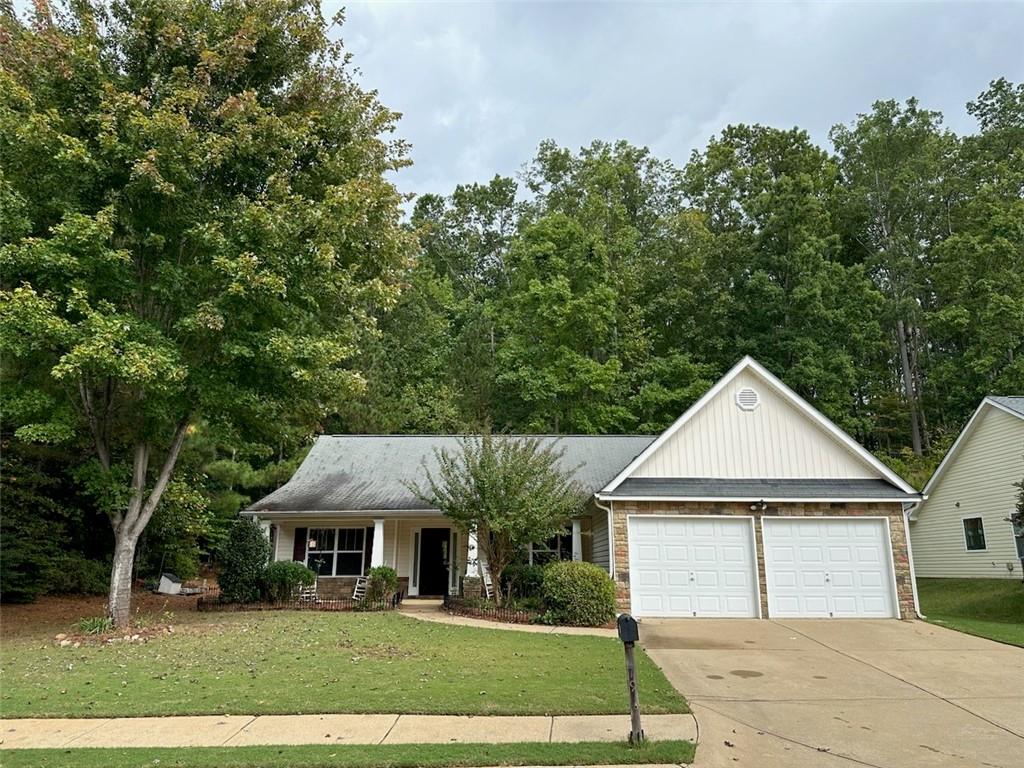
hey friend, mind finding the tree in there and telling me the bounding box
[683,125,888,437]
[0,1,413,626]
[416,433,586,605]
[492,214,629,432]
[928,79,1024,422]
[831,99,957,454]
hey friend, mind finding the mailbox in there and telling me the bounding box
[617,613,639,643]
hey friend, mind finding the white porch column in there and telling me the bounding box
[465,528,480,577]
[370,518,385,568]
[571,518,583,562]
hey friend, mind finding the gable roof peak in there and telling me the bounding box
[600,356,917,496]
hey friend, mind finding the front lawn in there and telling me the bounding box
[0,740,696,768]
[917,577,1024,647]
[0,611,687,718]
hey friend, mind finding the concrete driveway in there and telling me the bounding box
[640,619,1024,768]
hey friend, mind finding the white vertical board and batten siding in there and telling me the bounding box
[911,406,1024,579]
[632,369,873,480]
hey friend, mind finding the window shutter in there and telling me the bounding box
[293,527,308,562]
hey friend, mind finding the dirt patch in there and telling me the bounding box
[1,592,202,642]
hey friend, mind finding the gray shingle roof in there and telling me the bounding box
[602,477,918,500]
[247,435,656,513]
[989,396,1024,417]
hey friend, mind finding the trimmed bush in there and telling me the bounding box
[217,519,271,603]
[502,563,546,599]
[541,560,617,626]
[264,560,315,602]
[363,565,399,604]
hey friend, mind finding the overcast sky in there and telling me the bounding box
[331,1,1024,200]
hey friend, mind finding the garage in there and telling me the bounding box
[762,517,898,618]
[627,516,759,617]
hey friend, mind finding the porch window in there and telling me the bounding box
[530,529,573,565]
[962,517,986,551]
[306,527,366,576]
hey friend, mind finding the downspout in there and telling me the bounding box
[593,496,615,579]
[903,502,924,618]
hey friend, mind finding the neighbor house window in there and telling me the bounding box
[962,517,986,551]
[306,528,366,576]
[530,529,572,565]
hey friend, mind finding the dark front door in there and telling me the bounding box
[419,528,450,596]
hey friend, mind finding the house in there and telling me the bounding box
[909,396,1024,580]
[245,356,922,618]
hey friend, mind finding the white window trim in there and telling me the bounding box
[307,527,367,576]
[961,515,987,552]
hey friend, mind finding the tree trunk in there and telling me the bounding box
[895,319,922,456]
[108,532,140,629]
[102,418,191,628]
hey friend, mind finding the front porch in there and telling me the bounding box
[255,514,595,600]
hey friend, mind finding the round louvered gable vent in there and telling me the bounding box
[735,387,760,411]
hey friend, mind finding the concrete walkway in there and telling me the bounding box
[640,618,1024,768]
[398,599,617,637]
[0,713,696,749]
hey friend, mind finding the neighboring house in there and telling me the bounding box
[245,357,922,619]
[909,396,1024,580]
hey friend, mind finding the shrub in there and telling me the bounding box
[217,519,271,603]
[264,561,316,602]
[502,563,546,599]
[541,560,617,626]
[74,616,113,635]
[363,565,399,604]
[50,554,109,596]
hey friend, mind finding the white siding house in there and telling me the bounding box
[909,397,1024,580]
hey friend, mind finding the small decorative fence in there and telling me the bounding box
[197,591,404,613]
[442,595,541,625]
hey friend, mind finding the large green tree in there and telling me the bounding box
[831,99,958,454]
[0,0,413,626]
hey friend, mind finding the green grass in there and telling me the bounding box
[917,577,1024,647]
[0,612,687,718]
[0,741,696,768]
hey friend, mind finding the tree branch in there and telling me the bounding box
[132,415,191,538]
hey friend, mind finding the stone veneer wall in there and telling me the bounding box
[611,501,915,620]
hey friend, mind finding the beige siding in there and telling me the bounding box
[911,407,1024,579]
[634,369,874,480]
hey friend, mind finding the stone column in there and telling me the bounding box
[371,518,385,568]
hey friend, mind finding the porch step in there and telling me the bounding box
[399,598,444,613]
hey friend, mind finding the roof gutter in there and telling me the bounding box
[595,494,922,504]
[902,501,924,619]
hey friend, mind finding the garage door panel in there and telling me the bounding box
[628,517,758,618]
[764,518,896,619]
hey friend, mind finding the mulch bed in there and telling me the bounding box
[1,591,201,641]
[442,597,541,624]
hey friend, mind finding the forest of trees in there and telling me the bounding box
[1,2,1021,609]
[344,82,1024,472]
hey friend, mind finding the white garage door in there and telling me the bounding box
[627,516,759,618]
[763,518,897,618]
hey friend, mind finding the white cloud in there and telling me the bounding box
[332,1,1024,200]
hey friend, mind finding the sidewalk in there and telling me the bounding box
[0,713,696,749]
[398,600,617,637]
